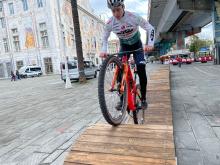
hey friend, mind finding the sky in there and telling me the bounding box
[90,0,148,19]
[197,23,213,40]
[89,0,213,42]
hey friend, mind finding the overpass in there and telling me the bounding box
[149,0,220,64]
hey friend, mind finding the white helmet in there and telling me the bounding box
[107,0,124,9]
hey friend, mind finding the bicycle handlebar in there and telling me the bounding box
[107,48,143,56]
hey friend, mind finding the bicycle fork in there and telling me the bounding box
[123,64,136,111]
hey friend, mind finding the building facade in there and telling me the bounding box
[0,0,105,78]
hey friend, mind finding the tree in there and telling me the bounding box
[189,35,213,58]
[70,0,86,83]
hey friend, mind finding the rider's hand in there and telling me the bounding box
[144,45,154,52]
[99,52,108,58]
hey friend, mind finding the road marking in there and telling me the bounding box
[49,81,63,85]
[193,66,216,77]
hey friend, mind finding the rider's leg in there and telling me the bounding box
[132,41,148,108]
[132,41,147,101]
[137,64,147,101]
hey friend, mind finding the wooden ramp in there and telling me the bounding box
[64,65,176,165]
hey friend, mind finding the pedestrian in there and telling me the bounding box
[16,70,21,80]
[177,56,182,68]
[11,71,16,81]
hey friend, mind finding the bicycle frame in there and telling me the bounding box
[111,55,138,111]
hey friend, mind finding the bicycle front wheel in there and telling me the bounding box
[98,55,127,126]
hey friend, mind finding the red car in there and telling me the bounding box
[207,55,213,61]
[201,56,207,63]
[170,59,178,65]
[181,58,186,63]
[186,58,192,64]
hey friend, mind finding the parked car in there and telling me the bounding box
[172,59,178,65]
[19,66,42,78]
[181,58,187,63]
[206,55,213,61]
[186,58,193,64]
[201,56,207,63]
[61,60,97,82]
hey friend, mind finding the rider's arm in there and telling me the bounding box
[101,20,112,52]
[133,13,155,46]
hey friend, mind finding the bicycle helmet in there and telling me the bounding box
[107,0,124,9]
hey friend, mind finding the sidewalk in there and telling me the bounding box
[171,63,220,165]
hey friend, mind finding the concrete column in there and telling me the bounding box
[212,0,220,64]
[176,31,186,50]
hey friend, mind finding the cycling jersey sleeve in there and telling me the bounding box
[133,13,155,46]
[101,19,112,52]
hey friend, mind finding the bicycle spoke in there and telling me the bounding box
[103,61,123,120]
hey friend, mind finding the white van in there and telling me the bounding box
[61,60,97,82]
[19,66,43,78]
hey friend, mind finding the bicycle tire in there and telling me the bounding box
[98,55,127,126]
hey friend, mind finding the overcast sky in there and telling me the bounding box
[90,0,148,19]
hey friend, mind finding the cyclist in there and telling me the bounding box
[100,0,155,109]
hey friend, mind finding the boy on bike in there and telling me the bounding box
[100,0,155,109]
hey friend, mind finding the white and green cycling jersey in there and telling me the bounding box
[102,11,155,52]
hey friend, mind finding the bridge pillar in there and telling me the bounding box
[176,31,186,49]
[212,0,220,64]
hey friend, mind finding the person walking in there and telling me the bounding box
[16,70,21,80]
[11,71,16,81]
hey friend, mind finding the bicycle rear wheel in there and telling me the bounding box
[98,55,127,126]
[133,84,145,124]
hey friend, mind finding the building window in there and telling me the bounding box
[12,28,18,34]
[22,0,28,11]
[0,1,3,12]
[39,22,49,48]
[37,0,43,8]
[71,34,75,47]
[70,27,75,48]
[12,28,20,52]
[16,61,23,70]
[0,17,5,28]
[13,36,20,52]
[3,38,9,52]
[8,3,14,15]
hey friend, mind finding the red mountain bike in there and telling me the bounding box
[98,48,146,126]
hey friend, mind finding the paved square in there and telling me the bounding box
[171,62,220,165]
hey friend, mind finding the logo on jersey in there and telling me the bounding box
[150,30,155,41]
[121,25,126,30]
[117,24,134,36]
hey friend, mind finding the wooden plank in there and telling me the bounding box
[92,123,173,131]
[76,134,175,149]
[72,141,175,160]
[84,127,173,140]
[87,124,173,134]
[65,151,173,165]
